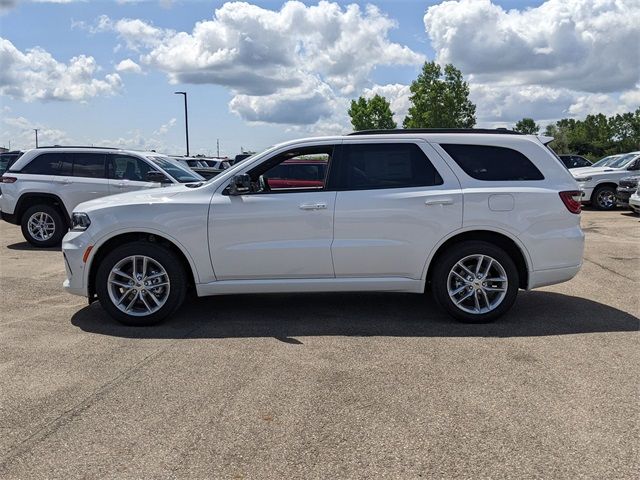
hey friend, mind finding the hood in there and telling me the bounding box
[74,184,191,213]
[571,166,624,177]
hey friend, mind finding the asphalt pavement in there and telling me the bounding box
[0,209,638,479]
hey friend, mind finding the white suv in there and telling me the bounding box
[0,147,203,247]
[62,130,585,325]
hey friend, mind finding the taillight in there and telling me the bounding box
[559,190,582,214]
[1,176,17,183]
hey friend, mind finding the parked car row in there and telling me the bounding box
[570,151,640,210]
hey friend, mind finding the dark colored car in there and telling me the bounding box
[558,154,592,169]
[616,175,640,207]
[0,151,23,175]
[232,153,254,165]
[264,159,327,189]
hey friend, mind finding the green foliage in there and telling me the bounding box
[403,62,476,128]
[348,94,397,131]
[514,118,540,134]
[544,108,640,159]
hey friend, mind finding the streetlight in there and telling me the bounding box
[174,91,190,156]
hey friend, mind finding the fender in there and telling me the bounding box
[15,192,71,223]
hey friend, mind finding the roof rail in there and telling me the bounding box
[348,128,522,136]
[36,145,122,150]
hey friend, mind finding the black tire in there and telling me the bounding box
[20,204,66,247]
[591,185,617,210]
[431,241,519,323]
[95,241,187,326]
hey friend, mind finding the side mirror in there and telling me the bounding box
[627,160,640,171]
[228,173,251,195]
[146,170,171,183]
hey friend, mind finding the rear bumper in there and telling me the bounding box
[0,210,18,224]
[528,264,582,289]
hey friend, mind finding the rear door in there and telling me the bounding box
[331,139,462,279]
[57,152,110,210]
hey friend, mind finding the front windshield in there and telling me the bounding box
[592,155,621,167]
[148,156,204,183]
[607,153,639,169]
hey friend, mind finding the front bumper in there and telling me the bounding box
[577,184,594,203]
[616,186,637,206]
[62,230,94,297]
[629,194,640,213]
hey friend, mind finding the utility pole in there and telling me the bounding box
[34,129,39,148]
[217,139,220,157]
[174,91,190,156]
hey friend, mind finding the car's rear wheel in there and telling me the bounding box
[96,242,187,326]
[20,204,66,247]
[592,185,617,210]
[432,241,519,323]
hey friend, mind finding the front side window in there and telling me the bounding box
[108,155,153,182]
[441,144,544,181]
[70,153,106,178]
[336,142,443,190]
[248,145,334,192]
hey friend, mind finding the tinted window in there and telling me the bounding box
[108,155,153,182]
[337,143,442,190]
[71,153,106,178]
[20,153,71,175]
[441,144,544,181]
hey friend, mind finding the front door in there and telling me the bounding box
[210,144,337,280]
[107,154,159,194]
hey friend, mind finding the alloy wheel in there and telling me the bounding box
[107,255,171,317]
[447,254,508,315]
[596,189,615,209]
[27,211,56,241]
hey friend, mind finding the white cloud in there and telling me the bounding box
[362,83,411,125]
[115,58,143,74]
[424,0,640,93]
[153,117,176,136]
[0,38,122,102]
[96,1,424,125]
[2,115,71,149]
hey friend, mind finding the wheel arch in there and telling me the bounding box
[15,193,70,225]
[423,228,531,290]
[86,230,199,301]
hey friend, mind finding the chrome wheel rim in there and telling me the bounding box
[447,254,508,315]
[597,190,615,209]
[27,212,56,241]
[107,255,170,317]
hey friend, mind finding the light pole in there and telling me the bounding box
[174,91,190,156]
[34,129,39,148]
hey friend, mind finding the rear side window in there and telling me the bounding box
[108,155,153,182]
[337,143,443,190]
[441,144,544,181]
[70,153,106,178]
[20,153,71,175]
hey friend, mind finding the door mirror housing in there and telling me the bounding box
[228,173,251,195]
[146,170,172,184]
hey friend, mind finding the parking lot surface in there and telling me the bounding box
[0,210,638,479]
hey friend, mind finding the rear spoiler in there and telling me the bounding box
[537,135,554,145]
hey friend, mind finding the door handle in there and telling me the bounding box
[425,198,453,206]
[114,182,126,188]
[58,178,72,185]
[299,202,327,210]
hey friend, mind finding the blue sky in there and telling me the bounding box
[1,0,638,156]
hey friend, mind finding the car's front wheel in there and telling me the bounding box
[20,204,66,247]
[95,242,187,326]
[431,241,519,323]
[592,185,617,210]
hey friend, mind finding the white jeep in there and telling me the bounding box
[62,130,585,325]
[0,147,203,247]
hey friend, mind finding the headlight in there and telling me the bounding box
[71,212,91,231]
[574,176,592,182]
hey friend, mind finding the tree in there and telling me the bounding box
[348,94,397,131]
[403,62,476,128]
[514,118,540,134]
